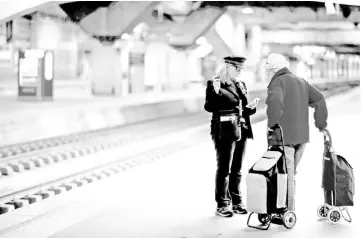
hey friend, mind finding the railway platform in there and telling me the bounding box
[0,86,358,238]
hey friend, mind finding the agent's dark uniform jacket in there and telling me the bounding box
[204,79,256,139]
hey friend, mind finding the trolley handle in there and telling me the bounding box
[268,124,286,154]
[323,128,333,148]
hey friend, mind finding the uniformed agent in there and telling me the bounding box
[204,56,259,217]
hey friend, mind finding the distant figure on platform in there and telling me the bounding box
[264,53,328,214]
[204,56,260,217]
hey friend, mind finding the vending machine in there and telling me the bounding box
[17,49,54,101]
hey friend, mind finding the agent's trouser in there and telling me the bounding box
[213,137,247,208]
[284,143,307,212]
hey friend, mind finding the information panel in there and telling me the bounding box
[17,49,54,101]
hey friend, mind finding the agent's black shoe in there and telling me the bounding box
[232,203,248,214]
[215,206,234,217]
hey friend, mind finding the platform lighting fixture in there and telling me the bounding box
[241,7,254,14]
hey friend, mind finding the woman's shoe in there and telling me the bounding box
[232,203,248,214]
[216,206,234,217]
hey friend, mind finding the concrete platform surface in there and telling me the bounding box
[0,87,359,238]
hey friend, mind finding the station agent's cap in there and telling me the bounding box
[224,56,246,69]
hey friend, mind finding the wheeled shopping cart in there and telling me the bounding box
[246,124,296,230]
[317,129,355,224]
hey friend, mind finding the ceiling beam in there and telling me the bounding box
[262,29,360,45]
[228,6,360,23]
[0,1,71,25]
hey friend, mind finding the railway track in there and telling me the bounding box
[0,118,218,214]
[0,83,354,159]
[0,112,210,176]
[0,84,356,215]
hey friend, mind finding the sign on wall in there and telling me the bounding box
[129,52,145,65]
[18,49,54,100]
[18,55,39,96]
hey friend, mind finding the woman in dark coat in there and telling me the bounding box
[204,56,259,217]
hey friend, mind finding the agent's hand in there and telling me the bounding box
[212,76,221,94]
[246,98,260,109]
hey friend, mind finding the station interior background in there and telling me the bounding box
[0,1,359,98]
[0,2,359,236]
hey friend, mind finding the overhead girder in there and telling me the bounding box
[227,6,359,23]
[0,1,359,48]
[59,1,113,23]
[58,1,157,43]
[121,4,226,47]
[262,29,360,46]
[200,1,359,11]
[151,6,226,47]
[201,1,360,23]
[331,45,360,54]
[155,1,202,16]
[0,1,71,25]
[203,24,233,59]
[269,42,359,55]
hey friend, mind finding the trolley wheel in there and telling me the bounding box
[258,214,271,224]
[327,208,341,224]
[282,211,297,229]
[317,205,330,219]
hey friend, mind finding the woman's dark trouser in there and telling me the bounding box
[213,136,247,208]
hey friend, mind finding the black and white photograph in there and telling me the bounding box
[0,0,359,237]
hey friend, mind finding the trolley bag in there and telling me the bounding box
[246,147,287,214]
[246,125,296,230]
[317,129,355,224]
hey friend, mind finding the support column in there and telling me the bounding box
[348,56,353,78]
[30,13,78,82]
[247,25,262,84]
[234,22,246,56]
[328,59,333,79]
[168,48,190,90]
[144,41,171,93]
[248,25,262,63]
[88,40,122,95]
[333,59,338,79]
